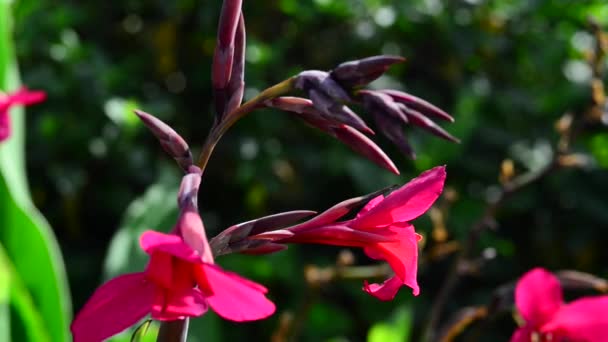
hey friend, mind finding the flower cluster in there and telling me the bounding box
[211,166,446,300]
[71,171,275,342]
[266,56,458,172]
[512,268,608,342]
[71,1,458,341]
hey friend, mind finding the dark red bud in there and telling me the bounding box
[380,89,454,122]
[309,89,374,135]
[372,111,416,159]
[331,55,406,88]
[360,90,408,124]
[333,125,399,175]
[400,105,460,143]
[134,110,193,171]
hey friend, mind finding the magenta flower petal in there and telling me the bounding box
[515,268,563,327]
[176,210,214,263]
[355,195,384,219]
[363,223,421,296]
[353,166,446,228]
[363,276,403,301]
[509,327,534,342]
[0,111,10,142]
[71,273,154,342]
[8,87,46,105]
[151,287,208,321]
[284,224,397,246]
[140,230,202,263]
[541,296,608,341]
[200,264,275,321]
[145,251,174,289]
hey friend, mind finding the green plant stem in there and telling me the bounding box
[196,77,295,173]
[156,319,189,342]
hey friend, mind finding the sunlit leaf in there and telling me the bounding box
[367,305,412,342]
[0,3,71,342]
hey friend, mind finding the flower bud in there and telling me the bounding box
[331,55,405,88]
[134,110,193,171]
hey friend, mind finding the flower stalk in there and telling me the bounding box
[196,77,295,172]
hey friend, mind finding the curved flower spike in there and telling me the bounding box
[242,166,446,300]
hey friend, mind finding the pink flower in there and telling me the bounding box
[0,87,46,142]
[71,209,275,342]
[512,267,608,342]
[275,166,446,300]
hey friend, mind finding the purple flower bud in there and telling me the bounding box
[372,111,416,159]
[380,89,454,122]
[294,70,328,91]
[134,110,193,171]
[360,90,408,124]
[331,55,406,88]
[294,70,351,102]
[209,210,317,256]
[266,97,396,173]
[400,104,460,143]
[286,188,392,233]
[223,13,246,117]
[240,243,288,255]
[265,97,315,114]
[333,125,399,175]
[177,170,202,210]
[212,0,242,87]
[309,89,373,134]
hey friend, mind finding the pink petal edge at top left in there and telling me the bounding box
[71,273,155,342]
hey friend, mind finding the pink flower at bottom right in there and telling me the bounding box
[512,267,608,342]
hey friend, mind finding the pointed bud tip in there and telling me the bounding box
[133,109,147,118]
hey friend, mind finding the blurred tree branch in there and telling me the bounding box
[421,17,608,342]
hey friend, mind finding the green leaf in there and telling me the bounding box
[589,133,608,168]
[105,319,159,342]
[0,3,71,342]
[0,243,51,342]
[367,305,413,342]
[129,320,155,342]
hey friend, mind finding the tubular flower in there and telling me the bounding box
[71,208,275,342]
[0,87,46,143]
[512,267,608,342]
[269,166,446,300]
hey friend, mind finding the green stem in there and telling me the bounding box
[196,77,295,173]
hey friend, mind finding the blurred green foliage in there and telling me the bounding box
[0,2,70,341]
[4,0,608,341]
